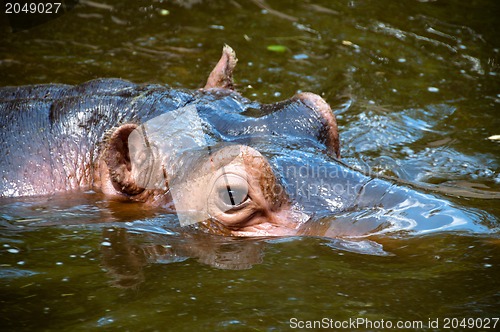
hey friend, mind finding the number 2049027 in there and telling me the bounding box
[5,2,62,14]
[443,317,498,329]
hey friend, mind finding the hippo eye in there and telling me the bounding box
[212,174,250,212]
[218,185,248,207]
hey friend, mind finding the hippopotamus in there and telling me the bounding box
[0,46,491,239]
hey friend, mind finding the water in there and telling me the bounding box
[1,0,499,331]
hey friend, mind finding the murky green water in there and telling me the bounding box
[1,1,499,331]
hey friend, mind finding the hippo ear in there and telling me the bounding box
[204,44,238,90]
[102,124,145,196]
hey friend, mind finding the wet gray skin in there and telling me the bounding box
[0,47,493,241]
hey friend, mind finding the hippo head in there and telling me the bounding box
[167,144,302,236]
[96,46,340,236]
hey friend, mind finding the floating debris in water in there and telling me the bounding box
[428,87,439,92]
[160,9,170,16]
[7,248,20,254]
[267,45,287,53]
[488,135,500,141]
[20,282,34,288]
